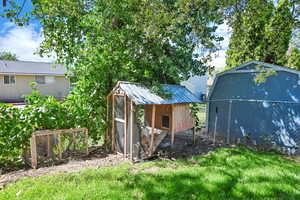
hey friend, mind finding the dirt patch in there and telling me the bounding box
[0,147,128,189]
[0,132,226,189]
[156,131,227,160]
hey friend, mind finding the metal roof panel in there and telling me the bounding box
[119,82,202,105]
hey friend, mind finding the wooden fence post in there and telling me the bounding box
[58,134,62,159]
[85,128,89,155]
[30,134,38,169]
[149,105,156,156]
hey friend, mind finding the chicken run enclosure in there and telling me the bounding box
[107,81,202,161]
[24,128,89,169]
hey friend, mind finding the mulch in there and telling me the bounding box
[0,132,225,190]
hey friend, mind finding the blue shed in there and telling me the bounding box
[207,61,300,153]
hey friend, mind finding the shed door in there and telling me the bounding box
[114,95,125,153]
[209,101,231,143]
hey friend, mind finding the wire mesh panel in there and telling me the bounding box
[26,128,89,169]
[115,121,125,153]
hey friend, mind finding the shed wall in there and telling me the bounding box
[144,104,172,131]
[172,104,195,133]
[210,71,300,102]
[209,100,300,148]
[208,70,300,150]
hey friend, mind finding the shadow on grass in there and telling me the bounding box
[125,148,300,199]
[1,148,300,200]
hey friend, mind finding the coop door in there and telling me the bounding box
[114,95,125,153]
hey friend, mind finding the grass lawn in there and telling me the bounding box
[1,148,300,200]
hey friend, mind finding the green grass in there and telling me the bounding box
[1,148,300,200]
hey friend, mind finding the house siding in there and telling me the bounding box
[0,74,69,101]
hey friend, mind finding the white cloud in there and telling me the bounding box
[0,22,55,62]
[210,50,226,69]
[210,22,231,69]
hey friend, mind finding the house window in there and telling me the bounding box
[162,115,170,128]
[35,75,46,84]
[4,75,15,85]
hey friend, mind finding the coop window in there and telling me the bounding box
[162,115,170,128]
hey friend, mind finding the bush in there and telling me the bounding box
[0,89,77,170]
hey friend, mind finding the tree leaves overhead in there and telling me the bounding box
[2,0,224,138]
[224,0,300,69]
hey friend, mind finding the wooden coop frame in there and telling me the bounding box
[107,81,202,161]
[30,128,88,169]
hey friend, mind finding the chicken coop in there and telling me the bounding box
[107,81,202,160]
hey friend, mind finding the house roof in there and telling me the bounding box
[0,60,67,76]
[116,81,203,105]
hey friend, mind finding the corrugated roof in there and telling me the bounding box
[0,60,67,76]
[118,82,202,105]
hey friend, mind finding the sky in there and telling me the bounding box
[0,1,230,69]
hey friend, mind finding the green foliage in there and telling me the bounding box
[0,51,17,61]
[225,0,298,69]
[253,65,277,84]
[287,48,300,70]
[0,88,77,168]
[12,0,223,140]
[1,148,300,199]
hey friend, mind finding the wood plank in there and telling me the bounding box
[124,95,128,157]
[130,100,134,160]
[47,135,52,158]
[149,105,156,155]
[85,129,89,155]
[33,128,87,136]
[171,104,175,146]
[30,135,37,169]
[112,95,116,151]
[58,134,62,159]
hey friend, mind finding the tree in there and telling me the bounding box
[287,48,300,70]
[225,0,274,69]
[3,0,224,139]
[0,51,17,61]
[224,0,299,69]
[263,0,294,65]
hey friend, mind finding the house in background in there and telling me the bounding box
[207,61,300,154]
[181,74,208,98]
[0,60,69,102]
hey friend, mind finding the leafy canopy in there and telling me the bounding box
[3,0,225,139]
[225,0,299,69]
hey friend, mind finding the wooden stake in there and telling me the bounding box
[192,127,196,145]
[111,95,116,152]
[30,135,37,169]
[58,134,62,159]
[171,104,175,146]
[124,96,127,157]
[226,100,232,144]
[213,115,218,144]
[149,104,156,155]
[85,129,89,155]
[130,100,134,160]
[47,135,52,158]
